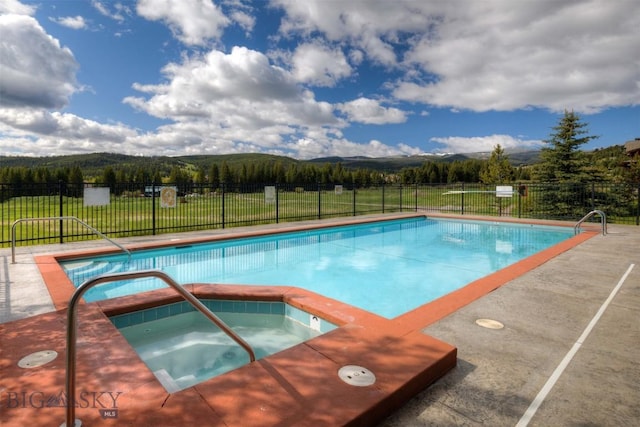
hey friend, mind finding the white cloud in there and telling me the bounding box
[51,15,87,30]
[394,0,640,114]
[274,0,438,66]
[0,108,136,141]
[230,10,255,33]
[91,1,131,22]
[274,0,640,114]
[337,97,407,124]
[0,108,138,155]
[290,42,352,86]
[0,14,78,109]
[348,49,364,65]
[137,0,230,46]
[124,46,336,125]
[0,0,35,15]
[92,1,111,18]
[0,108,58,134]
[117,46,422,159]
[224,0,255,33]
[430,135,543,154]
[121,46,355,157]
[289,136,422,159]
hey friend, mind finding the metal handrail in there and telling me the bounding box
[11,216,131,264]
[62,270,256,427]
[574,210,607,235]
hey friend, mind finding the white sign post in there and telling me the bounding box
[160,187,177,208]
[265,186,276,204]
[495,185,513,217]
[84,187,110,207]
[496,185,513,198]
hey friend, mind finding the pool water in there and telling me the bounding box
[111,300,336,392]
[63,217,574,318]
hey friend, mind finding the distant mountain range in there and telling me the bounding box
[0,150,542,176]
[307,150,541,169]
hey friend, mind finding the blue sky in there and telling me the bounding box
[1,0,638,160]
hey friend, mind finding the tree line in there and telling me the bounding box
[0,157,534,189]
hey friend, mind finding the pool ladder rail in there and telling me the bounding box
[11,216,131,264]
[62,270,256,427]
[574,210,607,236]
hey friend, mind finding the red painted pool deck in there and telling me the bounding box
[0,214,598,426]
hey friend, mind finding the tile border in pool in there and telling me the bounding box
[109,299,337,334]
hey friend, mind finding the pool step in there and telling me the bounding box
[64,261,126,280]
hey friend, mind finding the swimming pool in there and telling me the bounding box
[111,300,336,392]
[61,217,575,318]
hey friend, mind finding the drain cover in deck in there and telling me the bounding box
[475,318,504,329]
[18,350,58,368]
[338,365,376,386]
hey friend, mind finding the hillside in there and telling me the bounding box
[0,153,298,177]
[3,145,629,177]
[0,150,542,175]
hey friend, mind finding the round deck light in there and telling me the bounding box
[18,350,58,368]
[338,365,376,386]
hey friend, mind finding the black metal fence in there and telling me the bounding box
[2,181,638,247]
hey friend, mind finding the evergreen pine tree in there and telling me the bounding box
[480,144,513,184]
[534,110,597,182]
[534,111,599,219]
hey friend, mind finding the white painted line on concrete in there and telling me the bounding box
[516,263,636,427]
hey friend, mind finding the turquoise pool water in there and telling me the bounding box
[62,217,574,318]
[111,300,336,392]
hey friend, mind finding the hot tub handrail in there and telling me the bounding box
[63,270,256,427]
[11,216,131,264]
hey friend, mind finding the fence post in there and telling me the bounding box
[382,183,385,213]
[151,182,157,235]
[317,182,321,220]
[461,182,465,215]
[353,184,356,216]
[415,183,418,212]
[59,180,64,244]
[517,182,522,219]
[221,182,226,229]
[275,183,279,224]
[399,185,403,212]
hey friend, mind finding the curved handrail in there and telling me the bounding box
[11,216,130,264]
[63,270,256,427]
[574,210,607,235]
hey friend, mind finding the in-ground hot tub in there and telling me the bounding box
[110,299,337,392]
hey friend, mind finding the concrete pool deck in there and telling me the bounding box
[1,213,639,426]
